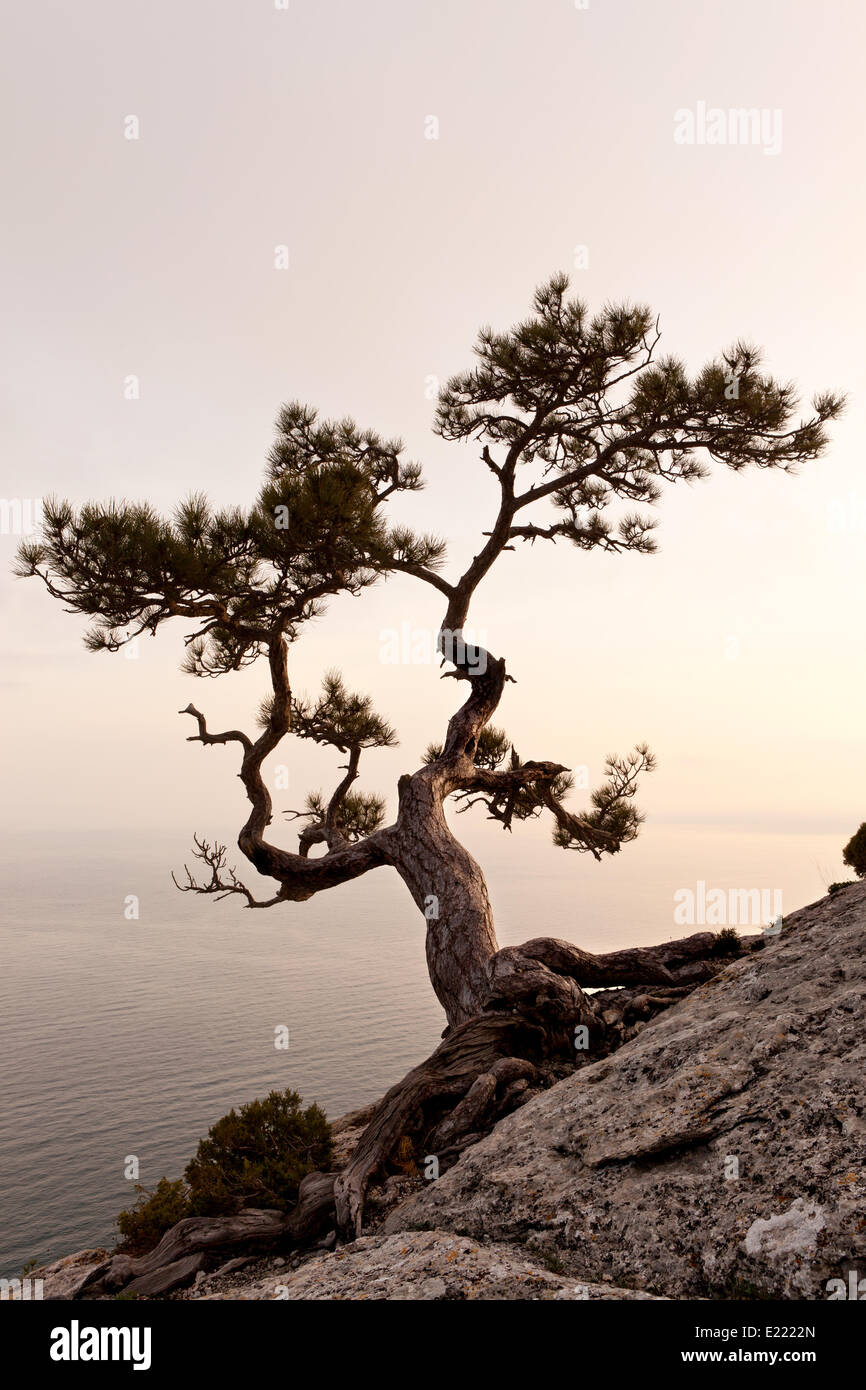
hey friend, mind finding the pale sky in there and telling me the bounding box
[1,0,864,855]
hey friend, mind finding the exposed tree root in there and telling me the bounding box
[333,1014,545,1238]
[335,929,740,1236]
[73,1172,338,1300]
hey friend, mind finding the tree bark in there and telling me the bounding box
[386,766,498,1026]
[374,646,511,1027]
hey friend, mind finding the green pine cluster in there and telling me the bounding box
[115,1088,331,1256]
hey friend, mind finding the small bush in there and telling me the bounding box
[828,880,857,896]
[184,1088,332,1217]
[711,927,741,956]
[538,1248,565,1274]
[116,1177,189,1255]
[113,1087,332,1254]
[842,822,866,879]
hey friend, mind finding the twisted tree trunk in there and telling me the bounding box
[386,766,498,1026]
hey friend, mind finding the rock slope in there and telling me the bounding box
[382,883,866,1298]
[188,1230,664,1301]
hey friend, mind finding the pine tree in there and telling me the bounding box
[17,275,844,1238]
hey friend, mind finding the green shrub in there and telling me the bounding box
[184,1088,332,1217]
[113,1088,332,1254]
[116,1177,190,1255]
[828,880,857,896]
[842,822,866,879]
[711,927,741,955]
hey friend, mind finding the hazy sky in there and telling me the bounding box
[1,0,864,856]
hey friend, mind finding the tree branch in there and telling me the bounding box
[180,704,253,754]
[171,835,287,908]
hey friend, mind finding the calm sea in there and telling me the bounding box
[0,820,844,1275]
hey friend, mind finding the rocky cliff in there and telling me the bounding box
[375,880,865,1300]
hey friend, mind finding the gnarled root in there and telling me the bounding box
[72,1172,337,1300]
[333,1013,545,1239]
[334,929,741,1238]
